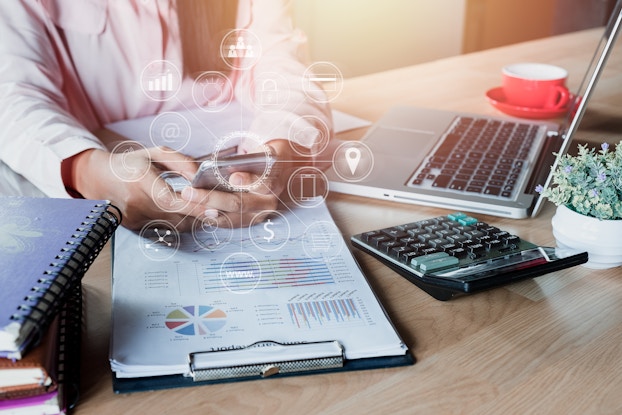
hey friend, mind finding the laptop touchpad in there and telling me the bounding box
[363,126,437,159]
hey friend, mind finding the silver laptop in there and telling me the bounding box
[327,1,622,219]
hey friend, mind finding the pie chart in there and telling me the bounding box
[165,305,227,335]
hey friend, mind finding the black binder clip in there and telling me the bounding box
[188,340,344,382]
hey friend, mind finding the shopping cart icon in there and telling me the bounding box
[311,233,335,252]
[302,221,344,262]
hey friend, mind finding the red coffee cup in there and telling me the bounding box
[502,63,570,109]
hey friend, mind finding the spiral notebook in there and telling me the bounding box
[0,196,120,360]
[0,285,82,414]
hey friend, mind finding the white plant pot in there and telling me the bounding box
[551,204,622,269]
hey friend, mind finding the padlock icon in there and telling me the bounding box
[260,78,279,106]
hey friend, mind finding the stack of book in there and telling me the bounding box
[0,197,120,414]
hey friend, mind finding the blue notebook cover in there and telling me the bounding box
[0,196,120,359]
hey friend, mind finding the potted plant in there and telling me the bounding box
[536,141,622,269]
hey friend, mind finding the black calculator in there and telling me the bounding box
[351,212,588,300]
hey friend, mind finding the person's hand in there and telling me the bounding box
[179,138,311,228]
[64,139,317,231]
[65,146,206,231]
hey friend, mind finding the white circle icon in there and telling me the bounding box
[219,252,262,294]
[140,60,182,101]
[220,29,262,70]
[139,220,180,261]
[149,112,191,152]
[192,71,233,112]
[248,211,291,252]
[332,141,374,182]
[302,61,344,103]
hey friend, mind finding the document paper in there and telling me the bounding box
[110,201,408,378]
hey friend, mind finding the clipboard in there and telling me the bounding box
[110,201,414,394]
[112,340,414,393]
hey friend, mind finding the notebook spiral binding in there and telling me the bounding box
[56,285,82,411]
[10,202,121,351]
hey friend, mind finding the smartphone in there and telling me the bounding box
[160,171,191,193]
[191,152,276,192]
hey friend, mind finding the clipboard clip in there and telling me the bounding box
[188,340,344,382]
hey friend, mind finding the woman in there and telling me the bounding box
[0,0,332,230]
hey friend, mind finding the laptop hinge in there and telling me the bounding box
[525,132,564,201]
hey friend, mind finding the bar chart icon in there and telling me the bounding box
[147,71,174,92]
[141,60,181,101]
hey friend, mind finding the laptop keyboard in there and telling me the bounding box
[351,212,588,300]
[409,116,540,198]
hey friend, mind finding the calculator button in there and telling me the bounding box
[504,235,521,246]
[380,228,408,240]
[417,233,435,243]
[447,212,467,221]
[390,246,414,259]
[467,243,486,256]
[486,239,503,250]
[447,234,468,244]
[419,256,460,272]
[410,252,447,267]
[439,243,458,252]
[370,235,392,247]
[360,231,380,242]
[448,247,467,258]
[379,240,400,253]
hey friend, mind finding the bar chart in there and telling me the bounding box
[147,71,174,92]
[198,257,338,293]
[287,297,363,329]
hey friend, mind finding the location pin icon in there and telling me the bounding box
[345,147,362,175]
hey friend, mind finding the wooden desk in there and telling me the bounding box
[77,28,622,414]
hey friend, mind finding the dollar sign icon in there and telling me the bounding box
[263,219,275,242]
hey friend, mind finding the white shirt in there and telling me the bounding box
[0,0,331,197]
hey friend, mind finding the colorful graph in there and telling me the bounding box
[165,305,226,336]
[288,298,362,329]
[200,257,337,292]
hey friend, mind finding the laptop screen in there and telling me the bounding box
[531,0,622,216]
[559,0,622,142]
